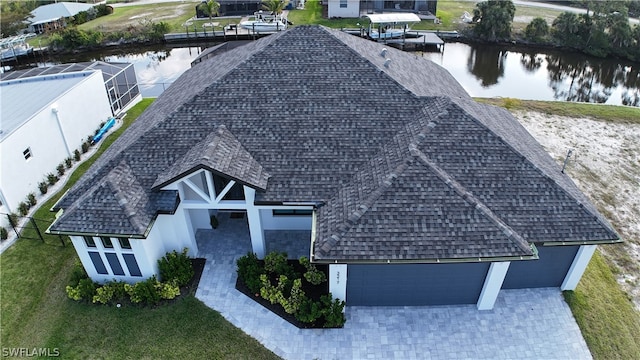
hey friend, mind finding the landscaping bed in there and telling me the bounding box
[235,252,345,328]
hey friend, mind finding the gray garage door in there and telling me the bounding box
[502,245,579,289]
[346,262,490,306]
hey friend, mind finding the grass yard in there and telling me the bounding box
[564,252,640,359]
[0,99,279,359]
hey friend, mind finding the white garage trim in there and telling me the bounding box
[477,261,510,310]
[561,245,597,291]
[329,264,347,303]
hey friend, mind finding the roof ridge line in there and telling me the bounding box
[408,143,533,256]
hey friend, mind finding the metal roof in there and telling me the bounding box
[364,13,422,24]
[29,2,94,26]
[0,71,99,141]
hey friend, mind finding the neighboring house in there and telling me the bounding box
[48,26,621,310]
[327,0,437,18]
[28,2,94,34]
[2,61,142,117]
[0,71,112,218]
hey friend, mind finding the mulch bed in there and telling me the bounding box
[235,261,332,329]
[185,258,206,295]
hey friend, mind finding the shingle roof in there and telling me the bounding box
[49,25,620,260]
[152,124,270,190]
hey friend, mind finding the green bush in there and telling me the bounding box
[299,256,326,285]
[7,213,18,227]
[74,149,81,161]
[124,276,161,305]
[0,227,8,241]
[81,141,90,153]
[320,294,346,328]
[260,274,287,305]
[158,248,194,287]
[93,281,127,304]
[295,297,323,323]
[57,163,65,176]
[264,251,294,278]
[17,202,29,216]
[47,173,58,186]
[236,252,265,294]
[66,278,97,301]
[65,157,73,169]
[69,261,88,287]
[38,181,48,195]
[27,193,37,207]
[280,278,306,314]
[157,281,181,300]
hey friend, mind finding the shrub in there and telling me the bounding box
[280,278,306,314]
[66,278,97,301]
[237,252,265,294]
[124,276,161,305]
[157,280,181,300]
[320,294,346,328]
[525,17,549,42]
[260,274,287,305]
[300,256,326,285]
[69,261,88,287]
[7,213,18,227]
[38,181,48,195]
[81,141,90,153]
[47,173,58,186]
[264,251,294,278]
[158,248,194,287]
[57,163,65,176]
[27,193,37,207]
[74,149,81,161]
[65,157,73,169]
[93,281,127,304]
[0,227,7,241]
[295,297,323,323]
[17,202,29,216]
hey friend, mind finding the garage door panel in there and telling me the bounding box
[502,245,578,289]
[347,263,490,306]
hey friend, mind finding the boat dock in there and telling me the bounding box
[342,28,455,51]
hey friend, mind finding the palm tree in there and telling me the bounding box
[261,0,287,16]
[198,0,220,25]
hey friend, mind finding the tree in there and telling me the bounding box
[551,11,580,46]
[262,0,288,15]
[0,0,37,36]
[198,0,220,24]
[472,0,516,41]
[524,17,549,42]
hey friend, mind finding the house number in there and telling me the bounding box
[336,271,340,284]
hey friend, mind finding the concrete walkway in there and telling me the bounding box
[195,215,592,360]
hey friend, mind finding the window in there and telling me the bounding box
[105,253,125,276]
[88,252,108,274]
[83,236,96,248]
[340,0,347,8]
[118,238,131,249]
[272,209,313,216]
[123,254,142,277]
[101,237,113,248]
[23,147,32,160]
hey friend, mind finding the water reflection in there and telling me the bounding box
[425,42,639,107]
[466,46,508,86]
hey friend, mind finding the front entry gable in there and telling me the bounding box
[152,124,270,193]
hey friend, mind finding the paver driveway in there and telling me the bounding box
[195,215,591,360]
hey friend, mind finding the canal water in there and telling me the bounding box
[3,41,639,107]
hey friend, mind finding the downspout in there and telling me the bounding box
[51,106,72,157]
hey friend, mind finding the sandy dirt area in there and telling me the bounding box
[515,111,640,309]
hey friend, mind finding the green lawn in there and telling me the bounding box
[0,99,279,359]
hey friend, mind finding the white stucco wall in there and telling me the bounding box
[259,208,312,230]
[0,71,111,214]
[327,0,360,18]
